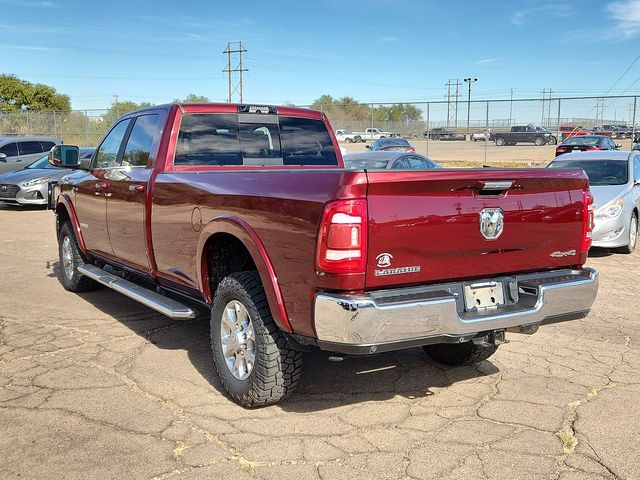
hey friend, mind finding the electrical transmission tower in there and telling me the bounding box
[223,41,248,103]
[541,88,553,126]
[445,79,461,128]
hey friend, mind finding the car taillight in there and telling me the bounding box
[316,199,367,274]
[587,146,603,150]
[581,190,594,252]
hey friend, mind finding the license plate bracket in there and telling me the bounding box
[463,281,505,311]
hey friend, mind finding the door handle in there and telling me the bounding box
[129,184,145,193]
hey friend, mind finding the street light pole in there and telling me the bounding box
[464,77,478,137]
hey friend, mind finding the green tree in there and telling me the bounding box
[102,100,152,126]
[0,74,70,113]
[173,93,210,103]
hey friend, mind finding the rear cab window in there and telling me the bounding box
[174,112,337,168]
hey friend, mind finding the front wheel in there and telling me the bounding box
[210,272,303,407]
[57,222,99,292]
[354,136,362,143]
[423,341,499,366]
[617,214,638,254]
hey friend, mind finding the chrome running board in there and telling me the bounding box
[78,264,196,319]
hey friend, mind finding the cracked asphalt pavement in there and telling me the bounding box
[1,206,639,480]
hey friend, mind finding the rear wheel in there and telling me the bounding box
[355,136,362,143]
[547,136,557,145]
[423,341,499,366]
[57,222,99,292]
[534,137,545,146]
[210,272,303,407]
[345,138,353,144]
[495,137,506,146]
[617,214,638,254]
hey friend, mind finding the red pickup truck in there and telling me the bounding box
[50,103,599,407]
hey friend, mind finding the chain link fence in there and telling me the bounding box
[1,95,638,165]
[0,109,109,147]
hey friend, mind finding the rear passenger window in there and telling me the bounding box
[122,114,160,167]
[174,113,337,167]
[18,141,43,155]
[0,143,18,157]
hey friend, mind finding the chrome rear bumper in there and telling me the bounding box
[313,268,598,354]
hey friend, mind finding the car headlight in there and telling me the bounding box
[595,197,624,221]
[21,177,50,188]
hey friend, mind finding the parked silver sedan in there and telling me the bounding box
[0,148,94,206]
[548,150,640,253]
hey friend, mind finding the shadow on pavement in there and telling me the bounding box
[49,260,499,410]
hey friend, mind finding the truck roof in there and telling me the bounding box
[123,103,323,119]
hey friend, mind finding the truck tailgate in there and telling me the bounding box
[365,169,589,288]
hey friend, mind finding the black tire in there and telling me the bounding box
[210,272,303,407]
[423,341,499,366]
[354,136,362,143]
[547,136,557,145]
[495,137,506,146]
[345,138,353,144]
[616,213,638,254]
[57,222,99,292]
[534,136,545,146]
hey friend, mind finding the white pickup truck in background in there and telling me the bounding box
[334,129,361,143]
[335,127,400,142]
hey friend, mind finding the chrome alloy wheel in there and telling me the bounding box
[62,235,74,280]
[630,216,638,249]
[220,300,256,380]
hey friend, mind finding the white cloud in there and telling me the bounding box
[510,3,573,25]
[0,0,59,7]
[606,0,640,38]
[378,36,399,43]
[474,58,497,65]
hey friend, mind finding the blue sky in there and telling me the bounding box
[2,0,640,112]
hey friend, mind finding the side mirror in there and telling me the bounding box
[0,152,6,162]
[49,145,80,168]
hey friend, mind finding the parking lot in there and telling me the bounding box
[0,203,639,480]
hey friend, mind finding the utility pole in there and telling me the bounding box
[547,89,553,128]
[509,89,514,126]
[464,78,477,135]
[445,79,461,129]
[223,41,248,103]
[113,94,119,117]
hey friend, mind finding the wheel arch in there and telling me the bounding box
[197,216,293,333]
[55,194,88,256]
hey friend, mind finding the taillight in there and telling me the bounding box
[581,190,594,252]
[316,199,367,273]
[587,146,603,151]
